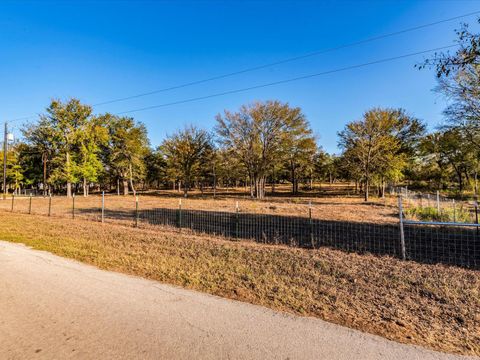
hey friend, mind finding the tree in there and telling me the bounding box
[43,99,92,197]
[75,116,109,196]
[22,118,57,195]
[216,100,312,199]
[338,108,424,201]
[283,118,317,194]
[106,115,149,196]
[161,126,212,197]
[215,148,246,189]
[419,129,479,193]
[0,144,25,194]
[314,150,337,185]
[145,148,168,189]
[420,19,480,194]
[420,20,480,78]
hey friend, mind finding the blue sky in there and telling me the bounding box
[1,0,479,153]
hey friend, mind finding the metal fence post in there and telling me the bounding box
[28,194,32,214]
[48,194,52,216]
[72,193,75,219]
[135,195,139,227]
[398,195,406,261]
[309,200,314,248]
[101,191,105,223]
[235,201,239,239]
[178,199,182,230]
[10,194,14,212]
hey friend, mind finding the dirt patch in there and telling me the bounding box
[0,190,398,225]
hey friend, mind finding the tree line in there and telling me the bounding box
[3,20,480,200]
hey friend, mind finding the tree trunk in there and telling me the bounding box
[42,153,48,197]
[364,178,369,202]
[250,175,254,198]
[129,163,136,196]
[66,151,72,197]
[475,171,478,197]
[123,179,129,196]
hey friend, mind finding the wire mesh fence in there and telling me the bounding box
[0,193,478,269]
[390,186,478,223]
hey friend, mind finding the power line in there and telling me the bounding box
[3,11,477,124]
[114,44,458,115]
[91,10,480,107]
[0,44,460,127]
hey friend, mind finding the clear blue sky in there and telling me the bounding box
[1,0,479,153]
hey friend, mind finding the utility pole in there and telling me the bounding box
[3,122,7,199]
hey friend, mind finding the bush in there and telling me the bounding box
[405,206,473,223]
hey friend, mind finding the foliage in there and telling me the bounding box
[405,206,472,223]
[105,115,150,196]
[216,100,316,198]
[160,126,213,197]
[338,108,424,201]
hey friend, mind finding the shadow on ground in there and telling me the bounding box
[71,206,479,270]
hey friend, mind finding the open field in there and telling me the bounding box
[0,211,478,356]
[2,184,478,269]
[1,183,399,225]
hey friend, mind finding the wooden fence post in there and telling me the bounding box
[48,194,52,217]
[10,194,14,212]
[28,194,32,214]
[72,193,75,219]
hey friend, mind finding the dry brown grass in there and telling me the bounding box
[0,185,398,225]
[0,211,478,356]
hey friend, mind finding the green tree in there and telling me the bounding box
[0,144,25,194]
[106,115,149,196]
[43,99,92,197]
[75,116,109,196]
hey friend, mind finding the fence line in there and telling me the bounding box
[0,194,478,269]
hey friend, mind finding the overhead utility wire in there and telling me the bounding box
[115,44,458,115]
[4,11,477,123]
[92,10,480,107]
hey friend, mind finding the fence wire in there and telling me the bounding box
[0,193,478,269]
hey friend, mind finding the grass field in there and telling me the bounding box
[0,183,399,225]
[0,211,478,356]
